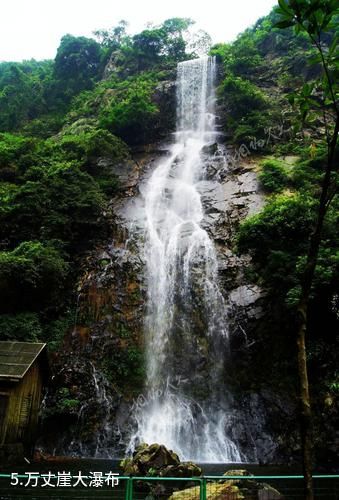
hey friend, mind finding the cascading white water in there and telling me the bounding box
[128,56,242,462]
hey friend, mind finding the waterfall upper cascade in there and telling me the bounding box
[128,57,243,462]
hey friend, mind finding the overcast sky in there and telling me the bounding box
[0,0,278,62]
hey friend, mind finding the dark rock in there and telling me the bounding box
[152,80,176,139]
[121,444,202,498]
[160,462,202,477]
[120,443,202,478]
[202,142,218,155]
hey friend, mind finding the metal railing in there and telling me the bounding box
[121,476,202,500]
[0,473,338,499]
[122,475,339,499]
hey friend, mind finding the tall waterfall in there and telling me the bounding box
[129,57,242,462]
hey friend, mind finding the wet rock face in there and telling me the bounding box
[38,94,298,462]
[152,80,177,138]
[38,152,150,457]
[197,145,267,332]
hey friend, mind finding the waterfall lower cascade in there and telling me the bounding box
[128,57,242,462]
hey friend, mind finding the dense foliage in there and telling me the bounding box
[208,4,338,338]
[0,18,202,349]
[210,6,325,146]
[228,2,339,415]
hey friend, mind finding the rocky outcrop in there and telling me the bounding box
[121,443,201,477]
[37,138,299,461]
[152,80,176,138]
[120,443,202,499]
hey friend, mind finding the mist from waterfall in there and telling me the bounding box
[128,56,242,462]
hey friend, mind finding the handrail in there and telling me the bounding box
[1,472,338,500]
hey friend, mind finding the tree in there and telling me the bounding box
[162,17,195,60]
[0,62,49,131]
[132,28,166,69]
[275,1,339,498]
[53,35,103,100]
[99,75,159,144]
[93,20,129,49]
[186,29,212,57]
[126,18,196,71]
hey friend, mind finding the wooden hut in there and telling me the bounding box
[0,341,48,460]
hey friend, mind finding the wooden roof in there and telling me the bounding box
[0,342,46,381]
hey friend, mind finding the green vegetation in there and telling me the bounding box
[98,74,159,143]
[231,1,338,492]
[258,158,290,193]
[210,5,324,147]
[0,18,198,377]
[102,344,145,396]
[0,60,53,131]
[0,313,42,342]
[94,17,209,73]
[218,75,271,144]
[238,189,339,303]
[0,241,69,312]
[53,35,103,102]
[44,387,81,416]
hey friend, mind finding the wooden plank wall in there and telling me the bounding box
[0,362,43,450]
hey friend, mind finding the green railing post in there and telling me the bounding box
[129,477,134,500]
[124,477,128,500]
[130,477,134,500]
[125,477,132,500]
[200,477,207,500]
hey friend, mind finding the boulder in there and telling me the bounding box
[121,443,183,476]
[170,482,242,500]
[222,469,283,498]
[121,444,202,497]
[169,469,284,499]
[160,461,202,477]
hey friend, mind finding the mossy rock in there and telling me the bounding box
[121,443,180,476]
[223,469,253,477]
[160,461,202,477]
[222,470,283,499]
[169,482,243,499]
[170,469,284,499]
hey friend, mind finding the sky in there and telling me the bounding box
[0,0,278,62]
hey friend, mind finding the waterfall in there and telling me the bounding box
[128,56,242,462]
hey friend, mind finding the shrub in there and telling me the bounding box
[99,75,159,144]
[259,159,289,193]
[237,193,316,294]
[0,133,37,168]
[57,128,129,165]
[219,76,268,119]
[0,312,42,341]
[0,241,69,313]
[41,312,75,351]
